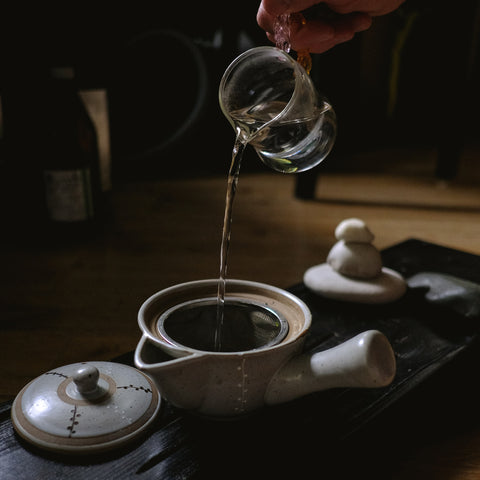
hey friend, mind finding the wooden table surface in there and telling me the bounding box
[3,151,480,478]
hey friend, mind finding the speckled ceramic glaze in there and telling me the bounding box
[135,279,396,417]
[11,361,161,454]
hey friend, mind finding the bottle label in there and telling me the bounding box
[44,169,94,222]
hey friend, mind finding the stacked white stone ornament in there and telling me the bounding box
[304,218,406,303]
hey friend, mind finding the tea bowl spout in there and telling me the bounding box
[264,330,396,405]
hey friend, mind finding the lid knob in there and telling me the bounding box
[73,364,100,394]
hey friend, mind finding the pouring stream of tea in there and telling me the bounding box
[215,14,310,351]
[215,135,244,351]
[215,94,301,351]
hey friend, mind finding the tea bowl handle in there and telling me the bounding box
[264,330,396,405]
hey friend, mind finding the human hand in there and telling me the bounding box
[257,0,405,53]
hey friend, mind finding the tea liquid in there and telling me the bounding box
[215,100,331,349]
[228,100,335,173]
[215,135,245,351]
[215,98,284,350]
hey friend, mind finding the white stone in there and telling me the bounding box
[335,218,374,243]
[304,264,407,304]
[327,240,382,279]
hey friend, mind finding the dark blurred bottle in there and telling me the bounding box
[41,66,102,238]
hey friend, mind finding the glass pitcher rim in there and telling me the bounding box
[218,46,309,137]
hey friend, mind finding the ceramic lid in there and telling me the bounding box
[11,361,161,455]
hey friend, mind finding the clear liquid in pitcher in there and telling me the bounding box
[230,99,336,173]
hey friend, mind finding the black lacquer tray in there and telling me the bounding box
[2,239,480,479]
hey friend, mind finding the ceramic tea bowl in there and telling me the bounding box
[135,279,395,417]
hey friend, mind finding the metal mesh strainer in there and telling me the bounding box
[157,298,289,352]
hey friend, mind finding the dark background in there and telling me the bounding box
[1,1,479,181]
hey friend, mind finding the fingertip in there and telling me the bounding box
[266,31,276,44]
[310,21,335,41]
[290,33,337,54]
[353,13,373,32]
[260,0,292,17]
[257,4,274,33]
[291,19,335,48]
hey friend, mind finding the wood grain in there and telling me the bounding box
[2,159,480,478]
